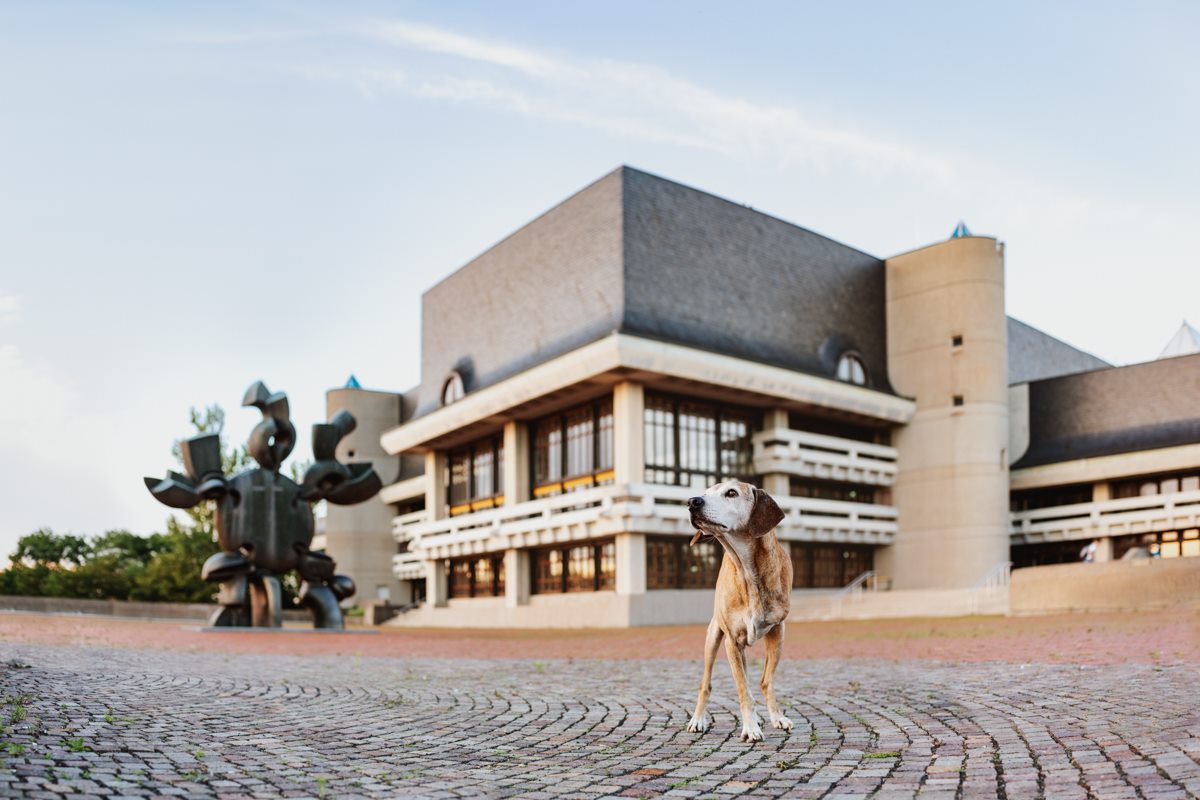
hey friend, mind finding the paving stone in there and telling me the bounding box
[0,644,1197,798]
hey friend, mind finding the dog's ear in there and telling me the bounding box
[746,486,784,537]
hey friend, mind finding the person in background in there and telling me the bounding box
[1079,539,1098,563]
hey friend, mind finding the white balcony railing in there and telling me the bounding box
[392,550,425,580]
[753,427,897,486]
[392,482,897,566]
[1010,489,1200,543]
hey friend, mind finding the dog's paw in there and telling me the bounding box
[686,714,710,733]
[739,718,764,742]
[771,713,793,731]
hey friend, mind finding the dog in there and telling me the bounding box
[685,480,791,742]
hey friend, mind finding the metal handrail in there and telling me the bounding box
[826,570,876,618]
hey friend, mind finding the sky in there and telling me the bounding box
[1,1,1198,557]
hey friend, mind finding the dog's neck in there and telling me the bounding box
[713,530,786,611]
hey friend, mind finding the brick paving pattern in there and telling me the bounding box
[1,639,1198,798]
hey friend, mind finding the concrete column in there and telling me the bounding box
[762,473,790,497]
[426,559,448,607]
[503,421,529,506]
[322,387,403,605]
[1093,481,1110,502]
[504,548,530,607]
[1094,537,1113,563]
[763,408,788,430]
[885,236,1010,589]
[760,408,791,497]
[612,382,645,485]
[425,451,447,521]
[615,532,646,595]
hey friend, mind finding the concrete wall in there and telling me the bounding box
[1010,558,1200,614]
[323,387,405,605]
[0,595,218,620]
[883,237,1011,589]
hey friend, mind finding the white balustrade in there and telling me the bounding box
[391,482,897,573]
[1010,489,1200,543]
[752,427,897,486]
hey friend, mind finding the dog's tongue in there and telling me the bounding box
[689,530,704,546]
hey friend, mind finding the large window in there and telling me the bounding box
[787,412,890,445]
[530,540,616,593]
[447,435,504,516]
[531,398,614,497]
[1111,471,1200,500]
[791,543,873,588]
[1010,484,1092,512]
[790,478,877,504]
[644,393,756,488]
[447,555,506,598]
[646,536,722,589]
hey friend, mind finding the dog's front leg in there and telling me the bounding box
[723,637,762,742]
[687,619,724,733]
[760,623,792,731]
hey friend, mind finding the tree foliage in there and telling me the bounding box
[0,404,249,603]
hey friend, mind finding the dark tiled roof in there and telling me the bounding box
[415,166,893,416]
[1014,353,1200,468]
[622,169,891,392]
[1007,317,1110,384]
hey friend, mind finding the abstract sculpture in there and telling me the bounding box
[143,381,382,629]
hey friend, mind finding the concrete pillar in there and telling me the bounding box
[885,236,1010,589]
[1093,481,1110,502]
[503,421,529,506]
[426,559,448,607]
[615,532,646,595]
[1094,537,1113,563]
[613,382,645,485]
[762,473,790,497]
[425,451,447,521]
[763,408,789,430]
[504,548,530,607]
[321,387,403,605]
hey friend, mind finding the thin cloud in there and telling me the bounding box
[345,19,954,180]
[0,294,20,325]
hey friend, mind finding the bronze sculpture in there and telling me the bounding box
[143,381,382,629]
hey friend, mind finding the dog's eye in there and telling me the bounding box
[725,489,738,498]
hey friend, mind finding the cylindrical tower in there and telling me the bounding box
[322,386,403,605]
[880,236,1010,589]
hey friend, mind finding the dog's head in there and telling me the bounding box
[687,480,784,544]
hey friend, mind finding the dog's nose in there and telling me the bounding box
[687,496,705,510]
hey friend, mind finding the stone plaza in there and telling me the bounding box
[1,612,1198,799]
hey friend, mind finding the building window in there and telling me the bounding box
[951,334,964,347]
[646,536,722,589]
[530,540,616,594]
[531,398,614,497]
[787,413,890,444]
[1112,471,1200,500]
[1010,484,1092,512]
[446,555,506,598]
[643,393,756,488]
[791,543,874,588]
[952,395,964,407]
[836,353,867,386]
[441,371,465,406]
[1113,529,1200,560]
[790,478,877,504]
[447,435,504,516]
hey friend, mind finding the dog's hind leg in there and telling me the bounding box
[724,637,763,742]
[687,619,723,733]
[761,623,792,731]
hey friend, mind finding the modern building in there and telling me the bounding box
[321,167,1200,626]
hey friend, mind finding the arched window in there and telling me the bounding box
[441,371,465,406]
[836,353,867,386]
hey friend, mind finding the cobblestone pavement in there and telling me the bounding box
[1,643,1197,799]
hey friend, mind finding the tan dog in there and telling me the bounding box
[686,480,791,742]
